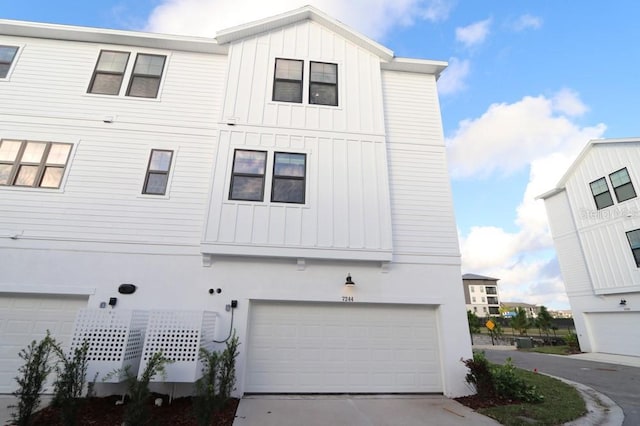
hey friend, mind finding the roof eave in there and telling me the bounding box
[381,57,448,78]
[215,5,394,61]
[0,19,228,54]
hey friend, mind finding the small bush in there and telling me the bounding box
[192,333,240,426]
[52,340,90,426]
[11,331,56,426]
[462,351,495,398]
[565,332,581,353]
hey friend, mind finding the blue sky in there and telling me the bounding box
[4,1,639,310]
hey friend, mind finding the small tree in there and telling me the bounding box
[510,307,529,335]
[537,306,554,343]
[10,331,56,426]
[52,340,90,426]
[467,310,481,344]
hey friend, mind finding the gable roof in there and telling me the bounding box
[215,5,394,61]
[538,137,640,200]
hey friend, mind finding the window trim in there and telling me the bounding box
[0,139,73,189]
[609,167,637,203]
[272,58,304,104]
[270,151,307,204]
[229,149,268,202]
[309,61,338,107]
[626,229,640,267]
[589,177,614,210]
[126,53,167,99]
[142,149,174,196]
[0,44,21,80]
[87,50,130,96]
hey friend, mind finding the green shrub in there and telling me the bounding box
[565,332,581,353]
[462,351,495,398]
[10,331,56,426]
[52,340,90,426]
[192,333,240,426]
[491,358,544,403]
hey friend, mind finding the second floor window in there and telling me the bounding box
[609,168,636,203]
[0,45,19,78]
[229,150,267,201]
[273,59,303,103]
[143,149,173,195]
[0,139,72,189]
[271,152,306,204]
[590,177,614,210]
[309,61,337,106]
[88,50,166,98]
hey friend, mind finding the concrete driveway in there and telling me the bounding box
[232,395,501,426]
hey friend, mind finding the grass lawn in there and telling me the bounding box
[525,345,572,355]
[478,368,586,426]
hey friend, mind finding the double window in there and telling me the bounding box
[88,50,166,98]
[0,45,19,79]
[229,149,306,204]
[590,167,637,210]
[142,149,173,195]
[273,58,338,106]
[0,140,72,188]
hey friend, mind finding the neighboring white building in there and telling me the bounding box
[540,138,640,357]
[0,6,473,397]
[462,273,501,317]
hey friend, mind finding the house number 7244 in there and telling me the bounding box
[342,296,354,302]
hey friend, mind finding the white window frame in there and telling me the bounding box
[0,44,22,81]
[268,57,342,108]
[138,146,178,199]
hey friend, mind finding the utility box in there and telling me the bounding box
[516,337,533,349]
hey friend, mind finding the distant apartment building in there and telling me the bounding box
[462,274,501,316]
[501,302,539,319]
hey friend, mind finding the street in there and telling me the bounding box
[483,349,640,426]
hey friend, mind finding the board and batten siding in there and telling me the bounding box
[561,143,640,293]
[221,20,385,135]
[382,70,460,262]
[0,36,227,248]
[201,128,393,260]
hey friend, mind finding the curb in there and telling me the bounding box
[538,374,624,426]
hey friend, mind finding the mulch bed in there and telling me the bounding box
[455,394,520,410]
[29,394,239,426]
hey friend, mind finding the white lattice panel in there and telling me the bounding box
[139,310,217,382]
[70,309,148,383]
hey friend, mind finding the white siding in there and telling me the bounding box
[562,143,640,293]
[382,70,459,260]
[201,129,393,260]
[0,36,227,247]
[222,20,385,135]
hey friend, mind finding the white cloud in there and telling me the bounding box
[447,91,604,179]
[454,90,606,310]
[455,18,491,48]
[510,14,543,32]
[437,57,470,96]
[144,0,455,40]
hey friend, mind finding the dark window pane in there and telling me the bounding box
[274,153,305,177]
[590,178,609,196]
[134,54,165,76]
[594,192,614,210]
[96,51,128,72]
[272,178,305,203]
[310,62,337,83]
[128,76,161,98]
[231,176,264,201]
[40,167,64,188]
[0,46,18,63]
[309,83,337,106]
[145,172,169,195]
[627,230,640,249]
[149,150,173,172]
[234,151,266,174]
[90,74,124,95]
[275,59,302,80]
[0,64,10,78]
[610,168,631,187]
[274,81,302,103]
[615,183,636,202]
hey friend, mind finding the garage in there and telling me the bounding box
[585,312,640,357]
[0,294,88,393]
[245,301,442,393]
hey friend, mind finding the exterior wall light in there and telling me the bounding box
[345,274,355,287]
[620,299,627,306]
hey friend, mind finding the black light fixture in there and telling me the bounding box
[345,273,355,287]
[620,299,627,306]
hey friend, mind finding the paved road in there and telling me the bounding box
[483,349,639,426]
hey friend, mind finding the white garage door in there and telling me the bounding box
[246,301,442,393]
[0,294,88,393]
[585,312,640,357]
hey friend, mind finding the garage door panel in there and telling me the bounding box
[0,294,88,393]
[586,312,640,356]
[246,301,442,393]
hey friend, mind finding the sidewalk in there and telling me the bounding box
[567,352,640,368]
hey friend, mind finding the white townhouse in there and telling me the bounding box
[0,6,473,397]
[540,138,640,357]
